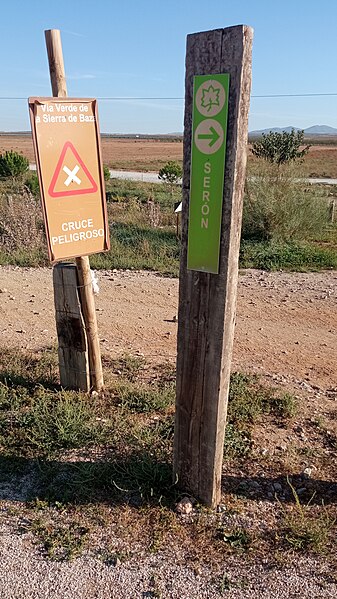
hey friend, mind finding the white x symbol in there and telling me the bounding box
[63,165,81,187]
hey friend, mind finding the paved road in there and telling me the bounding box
[29,164,337,186]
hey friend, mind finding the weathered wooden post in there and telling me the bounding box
[174,26,253,507]
[44,29,104,392]
[28,29,109,391]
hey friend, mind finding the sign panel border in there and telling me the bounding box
[187,74,230,274]
[28,97,110,263]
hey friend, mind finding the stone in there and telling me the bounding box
[175,497,193,515]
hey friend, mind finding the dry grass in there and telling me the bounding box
[2,134,337,176]
[0,347,336,570]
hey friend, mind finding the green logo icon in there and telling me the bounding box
[195,78,226,118]
[201,84,221,113]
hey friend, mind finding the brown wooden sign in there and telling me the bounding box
[29,98,110,263]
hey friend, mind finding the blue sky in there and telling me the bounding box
[1,0,337,133]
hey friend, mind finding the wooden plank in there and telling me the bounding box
[174,25,253,507]
[76,256,104,390]
[53,264,90,391]
[45,29,103,391]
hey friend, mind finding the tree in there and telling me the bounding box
[251,129,310,166]
[0,151,29,178]
[158,161,182,184]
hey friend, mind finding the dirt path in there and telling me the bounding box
[1,266,337,599]
[0,266,336,391]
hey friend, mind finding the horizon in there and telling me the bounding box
[2,123,337,137]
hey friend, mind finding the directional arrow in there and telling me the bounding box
[197,125,220,147]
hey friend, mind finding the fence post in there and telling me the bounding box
[174,25,253,507]
[53,264,90,391]
[45,29,104,391]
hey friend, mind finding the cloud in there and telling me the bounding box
[102,99,183,112]
[62,29,85,38]
[67,74,96,81]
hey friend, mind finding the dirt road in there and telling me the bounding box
[0,266,336,391]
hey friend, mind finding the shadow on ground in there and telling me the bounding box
[0,454,336,507]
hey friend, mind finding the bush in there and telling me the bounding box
[25,172,40,196]
[251,129,310,166]
[0,151,29,178]
[0,186,45,254]
[242,163,330,242]
[158,161,182,184]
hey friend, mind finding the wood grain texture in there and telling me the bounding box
[45,30,68,98]
[53,264,90,391]
[76,256,104,391]
[174,26,253,507]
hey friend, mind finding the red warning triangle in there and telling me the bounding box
[48,141,98,198]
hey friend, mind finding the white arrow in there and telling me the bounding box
[63,165,81,187]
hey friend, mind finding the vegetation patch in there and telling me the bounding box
[278,479,336,552]
[0,346,335,568]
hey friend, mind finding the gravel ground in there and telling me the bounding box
[0,523,336,599]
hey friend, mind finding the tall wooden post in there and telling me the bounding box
[174,26,253,507]
[45,29,104,391]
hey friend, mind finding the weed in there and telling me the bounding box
[111,454,175,503]
[218,527,251,550]
[240,240,337,271]
[30,518,89,561]
[98,549,127,566]
[109,353,146,382]
[2,388,105,458]
[224,374,297,459]
[116,381,174,413]
[228,372,297,425]
[279,478,336,552]
[223,424,251,459]
[272,393,297,419]
[218,573,249,593]
[148,507,179,553]
[0,347,58,388]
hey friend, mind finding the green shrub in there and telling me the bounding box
[158,161,182,184]
[103,165,110,182]
[0,151,29,178]
[251,129,310,166]
[25,172,40,196]
[243,164,330,242]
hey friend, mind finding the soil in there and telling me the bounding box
[0,266,336,392]
[1,134,337,173]
[0,265,337,598]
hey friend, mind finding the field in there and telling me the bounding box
[0,135,336,597]
[0,134,183,172]
[2,133,337,176]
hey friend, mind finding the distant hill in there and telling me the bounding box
[249,125,337,137]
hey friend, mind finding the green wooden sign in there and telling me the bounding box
[187,73,230,273]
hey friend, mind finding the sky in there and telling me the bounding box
[1,0,337,134]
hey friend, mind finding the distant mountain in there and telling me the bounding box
[304,125,337,135]
[249,125,337,137]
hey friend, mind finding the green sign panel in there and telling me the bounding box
[187,73,230,274]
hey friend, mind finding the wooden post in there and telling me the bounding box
[45,29,104,391]
[53,264,90,391]
[174,26,253,507]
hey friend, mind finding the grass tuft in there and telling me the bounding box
[279,478,336,552]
